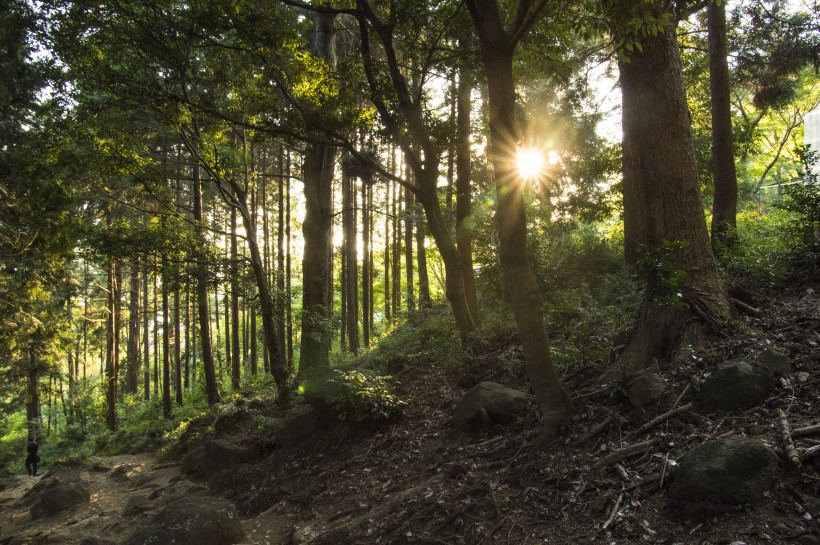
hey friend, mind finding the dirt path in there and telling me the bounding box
[0,454,292,545]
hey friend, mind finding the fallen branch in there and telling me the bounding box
[802,444,820,465]
[594,439,659,470]
[731,297,761,316]
[635,403,694,434]
[601,490,624,530]
[778,409,801,467]
[792,423,820,439]
[579,412,625,444]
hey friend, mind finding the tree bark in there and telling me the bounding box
[126,256,140,394]
[142,254,150,400]
[465,0,575,432]
[456,59,480,323]
[231,205,241,390]
[162,255,172,419]
[708,0,739,249]
[105,258,117,430]
[610,17,732,380]
[192,161,221,407]
[300,11,338,378]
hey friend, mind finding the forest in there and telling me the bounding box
[1,0,819,543]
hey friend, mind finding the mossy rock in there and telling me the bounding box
[697,359,773,413]
[121,496,244,545]
[454,382,529,431]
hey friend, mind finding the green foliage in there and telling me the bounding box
[718,205,797,285]
[637,240,690,303]
[316,369,406,425]
[0,412,28,469]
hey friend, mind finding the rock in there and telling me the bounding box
[79,539,116,545]
[121,496,244,545]
[148,478,208,504]
[273,405,324,448]
[667,436,778,512]
[202,440,253,477]
[208,468,237,495]
[453,382,528,431]
[798,372,810,383]
[109,464,135,481]
[754,349,793,376]
[181,446,205,477]
[30,483,91,519]
[797,535,820,545]
[122,491,153,516]
[625,373,666,407]
[697,359,773,412]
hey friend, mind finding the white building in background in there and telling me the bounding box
[806,107,820,172]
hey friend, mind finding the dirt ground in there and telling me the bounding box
[0,283,818,545]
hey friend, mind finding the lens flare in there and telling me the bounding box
[516,148,546,181]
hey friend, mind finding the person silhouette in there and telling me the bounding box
[25,440,39,476]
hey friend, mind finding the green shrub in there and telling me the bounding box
[303,368,406,425]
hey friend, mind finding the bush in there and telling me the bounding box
[302,368,406,425]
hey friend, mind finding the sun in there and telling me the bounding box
[516,148,546,181]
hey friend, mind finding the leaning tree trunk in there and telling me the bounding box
[479,45,575,433]
[300,11,338,378]
[610,18,732,381]
[708,0,739,249]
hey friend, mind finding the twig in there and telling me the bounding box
[579,414,615,444]
[778,409,802,467]
[601,490,624,530]
[613,463,629,481]
[731,297,761,316]
[671,383,691,411]
[594,439,659,470]
[802,444,820,465]
[657,452,670,491]
[635,403,694,434]
[792,423,820,439]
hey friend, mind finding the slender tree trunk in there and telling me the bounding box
[193,161,221,406]
[231,206,241,390]
[142,255,150,400]
[114,262,122,399]
[162,256,172,419]
[153,268,159,398]
[126,256,140,394]
[404,177,414,311]
[185,282,191,390]
[362,181,371,346]
[391,177,401,316]
[26,346,41,441]
[105,258,118,431]
[174,273,182,406]
[708,0,739,249]
[610,16,732,380]
[343,160,360,352]
[456,60,480,323]
[415,203,432,309]
[464,0,574,432]
[276,147,286,371]
[286,160,294,369]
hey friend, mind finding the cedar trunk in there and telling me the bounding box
[299,12,337,376]
[480,47,574,431]
[708,0,739,248]
[611,21,732,380]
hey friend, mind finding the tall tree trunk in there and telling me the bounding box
[231,205,241,390]
[456,60,480,323]
[26,345,41,441]
[465,0,575,433]
[162,256,172,419]
[343,160,360,352]
[153,269,159,398]
[193,161,221,406]
[610,16,732,380]
[404,178,414,311]
[113,262,122,399]
[708,0,739,249]
[184,282,191,390]
[126,256,140,394]
[276,147,286,371]
[300,12,338,377]
[415,204,432,309]
[142,254,150,400]
[362,180,371,346]
[105,258,118,431]
[286,159,294,369]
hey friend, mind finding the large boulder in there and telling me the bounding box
[30,482,91,520]
[202,440,253,477]
[454,382,528,431]
[697,359,773,413]
[272,405,324,448]
[121,496,243,545]
[668,436,779,512]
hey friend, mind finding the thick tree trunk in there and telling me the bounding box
[300,12,338,377]
[479,46,574,431]
[610,20,732,381]
[126,256,140,394]
[708,0,739,249]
